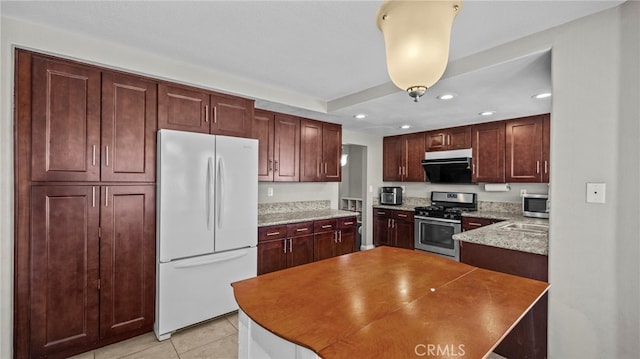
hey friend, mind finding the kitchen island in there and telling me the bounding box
[232,246,549,358]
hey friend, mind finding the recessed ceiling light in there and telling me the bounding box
[437,94,455,100]
[400,125,411,129]
[353,113,367,119]
[479,111,496,116]
[533,92,552,99]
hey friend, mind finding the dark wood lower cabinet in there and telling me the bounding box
[373,209,414,250]
[460,241,548,359]
[258,217,357,275]
[29,185,155,358]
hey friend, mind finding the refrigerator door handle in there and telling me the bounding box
[172,251,249,269]
[207,157,214,231]
[216,155,224,229]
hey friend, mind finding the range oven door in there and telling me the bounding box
[414,217,461,260]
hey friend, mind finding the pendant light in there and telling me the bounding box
[376,0,462,102]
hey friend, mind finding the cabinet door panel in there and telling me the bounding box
[31,57,101,181]
[211,94,253,138]
[448,126,472,150]
[322,123,342,181]
[472,122,505,183]
[30,186,99,356]
[394,219,414,250]
[426,131,447,151]
[274,114,300,182]
[101,72,157,182]
[100,186,155,338]
[300,120,322,181]
[254,110,275,181]
[383,136,403,181]
[158,84,209,133]
[258,239,288,275]
[314,231,336,261]
[404,132,426,181]
[506,116,543,182]
[289,235,315,268]
[373,211,391,246]
[542,114,551,183]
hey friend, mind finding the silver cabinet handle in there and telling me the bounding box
[268,159,273,172]
[92,145,96,166]
[343,221,354,225]
[391,219,395,228]
[545,161,549,174]
[536,161,540,174]
[274,160,279,172]
[105,187,109,207]
[398,166,402,176]
[205,105,209,123]
[397,214,408,218]
[289,239,292,252]
[324,162,327,174]
[296,228,308,232]
[321,225,332,229]
[105,146,110,167]
[266,231,281,236]
[387,218,391,228]
[283,239,287,253]
[377,211,386,215]
[339,231,342,242]
[448,134,451,146]
[92,186,96,207]
[472,163,476,174]
[213,105,218,124]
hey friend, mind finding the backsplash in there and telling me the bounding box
[259,200,331,215]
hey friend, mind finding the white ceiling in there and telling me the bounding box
[1,0,625,136]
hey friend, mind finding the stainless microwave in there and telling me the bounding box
[522,194,549,218]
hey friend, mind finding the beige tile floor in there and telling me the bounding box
[69,312,239,359]
[69,311,509,359]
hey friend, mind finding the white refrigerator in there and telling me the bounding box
[155,129,258,340]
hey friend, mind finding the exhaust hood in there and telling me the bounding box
[421,149,473,184]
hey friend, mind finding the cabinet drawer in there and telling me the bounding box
[287,221,314,237]
[393,211,414,222]
[374,209,391,218]
[462,217,503,231]
[314,219,337,233]
[337,216,357,230]
[258,225,287,242]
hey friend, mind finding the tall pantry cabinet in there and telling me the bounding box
[15,50,156,358]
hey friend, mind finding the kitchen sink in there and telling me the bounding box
[500,223,549,233]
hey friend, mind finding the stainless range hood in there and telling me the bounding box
[421,149,473,184]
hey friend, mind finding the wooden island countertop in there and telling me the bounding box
[232,246,549,359]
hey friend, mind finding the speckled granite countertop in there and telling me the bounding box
[258,210,357,227]
[372,204,417,212]
[453,215,549,256]
[461,210,524,221]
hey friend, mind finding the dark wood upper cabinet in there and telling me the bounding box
[472,121,506,183]
[274,114,301,182]
[383,136,403,181]
[101,72,157,182]
[426,126,471,152]
[30,186,100,357]
[542,114,551,183]
[505,115,544,183]
[253,110,275,181]
[99,185,155,339]
[300,119,341,182]
[158,83,254,138]
[157,83,209,134]
[382,133,425,182]
[210,94,254,138]
[31,56,101,182]
[253,111,300,182]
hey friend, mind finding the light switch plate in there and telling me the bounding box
[586,183,606,204]
[267,187,274,197]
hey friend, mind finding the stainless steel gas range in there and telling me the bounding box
[414,191,477,261]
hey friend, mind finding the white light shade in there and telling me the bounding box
[376,0,462,98]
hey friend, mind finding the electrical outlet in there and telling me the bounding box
[267,187,274,197]
[520,189,527,197]
[586,183,606,204]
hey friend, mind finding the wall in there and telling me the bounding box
[615,2,640,356]
[386,182,549,203]
[258,182,338,208]
[549,5,623,357]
